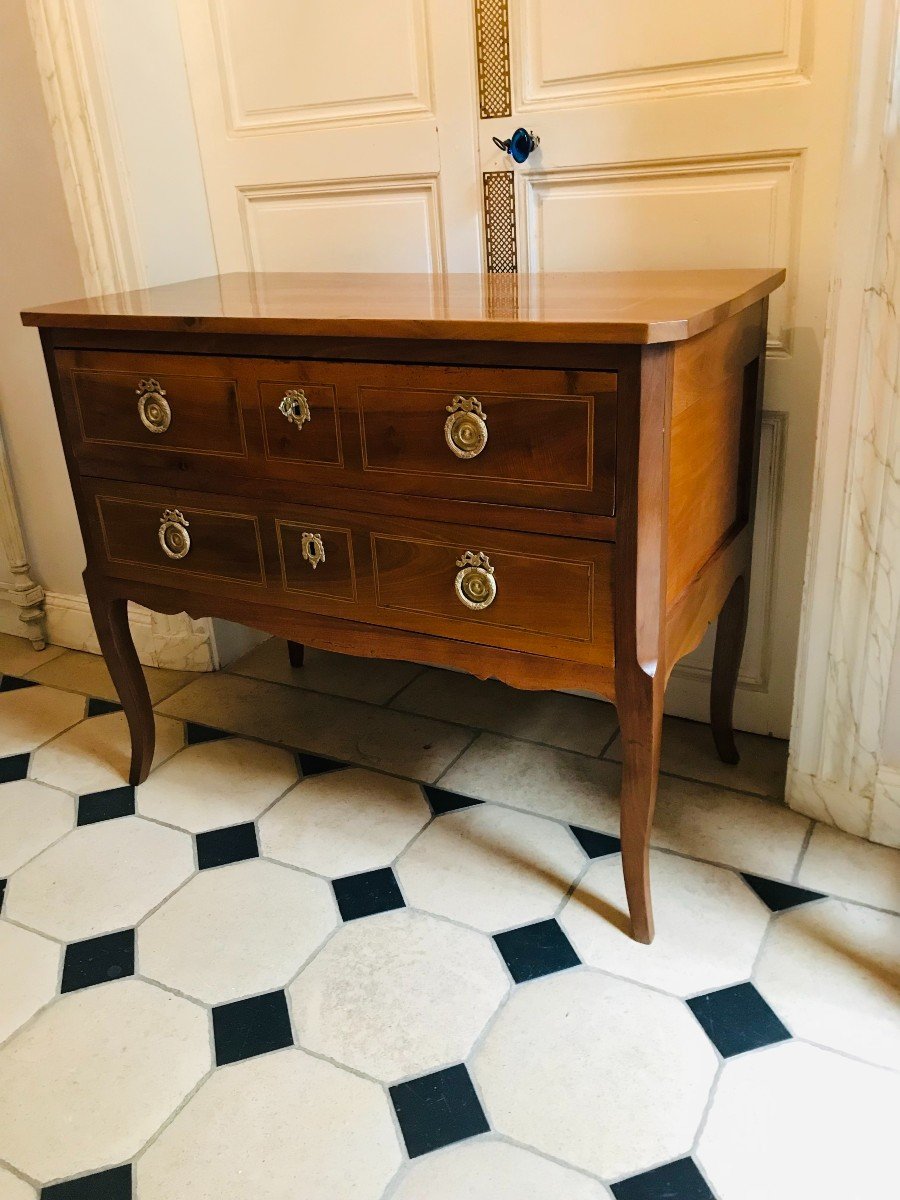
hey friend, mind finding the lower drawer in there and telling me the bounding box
[83,481,614,664]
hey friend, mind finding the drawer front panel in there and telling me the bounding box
[258,379,342,466]
[276,519,356,601]
[66,352,246,458]
[95,494,264,586]
[356,364,616,514]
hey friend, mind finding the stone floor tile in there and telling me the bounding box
[212,989,294,1065]
[0,636,66,678]
[0,921,60,1043]
[650,776,810,881]
[137,737,297,833]
[30,712,183,795]
[229,637,423,704]
[140,859,337,1004]
[697,1042,900,1200]
[332,866,406,921]
[390,1140,611,1199]
[559,851,769,995]
[797,822,900,912]
[606,716,788,798]
[440,734,622,833]
[4,816,194,941]
[135,1046,401,1200]
[0,780,75,876]
[390,1063,489,1157]
[471,971,717,1180]
[0,978,210,1183]
[0,687,85,759]
[395,804,585,933]
[26,649,192,704]
[259,767,430,877]
[0,1167,36,1200]
[754,898,900,1069]
[393,668,618,756]
[289,909,507,1081]
[156,672,471,782]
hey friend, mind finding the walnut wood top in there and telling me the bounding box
[23,269,784,345]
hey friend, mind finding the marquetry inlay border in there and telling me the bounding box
[482,171,518,273]
[474,0,512,119]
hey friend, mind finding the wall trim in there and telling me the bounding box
[787,0,899,846]
[25,0,215,671]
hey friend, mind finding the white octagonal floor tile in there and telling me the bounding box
[797,822,900,912]
[139,858,338,1004]
[137,737,298,833]
[0,686,84,758]
[0,922,60,1044]
[0,978,210,1183]
[471,970,717,1180]
[4,816,194,942]
[754,898,900,1070]
[136,1046,401,1200]
[395,803,585,933]
[560,851,770,995]
[390,1139,611,1199]
[697,1042,900,1200]
[0,779,75,876]
[289,908,508,1081]
[0,1167,36,1200]
[258,767,430,877]
[30,712,183,795]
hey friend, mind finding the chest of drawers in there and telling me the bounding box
[23,269,784,943]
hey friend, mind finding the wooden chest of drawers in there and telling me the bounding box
[24,268,784,942]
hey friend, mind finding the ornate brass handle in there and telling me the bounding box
[445,395,488,459]
[279,389,311,430]
[455,550,496,610]
[301,531,325,570]
[158,509,190,560]
[136,378,171,434]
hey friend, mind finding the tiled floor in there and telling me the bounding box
[0,632,898,1199]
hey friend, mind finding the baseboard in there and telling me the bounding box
[0,591,215,671]
[786,761,900,849]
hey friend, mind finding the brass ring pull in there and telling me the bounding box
[158,509,190,560]
[455,550,496,610]
[279,389,311,430]
[137,379,171,434]
[301,531,325,570]
[445,395,488,459]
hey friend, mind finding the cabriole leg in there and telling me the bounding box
[287,640,305,668]
[710,574,748,765]
[616,672,664,944]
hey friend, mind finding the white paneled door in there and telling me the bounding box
[177,0,860,736]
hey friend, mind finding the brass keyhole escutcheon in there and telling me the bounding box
[279,389,311,430]
[301,531,325,569]
[454,550,497,610]
[137,378,171,434]
[445,395,488,459]
[158,509,190,560]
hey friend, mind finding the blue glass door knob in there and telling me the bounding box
[492,128,540,164]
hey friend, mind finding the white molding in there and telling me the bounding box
[0,428,46,649]
[787,0,900,845]
[25,0,215,671]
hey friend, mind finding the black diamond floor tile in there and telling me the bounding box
[0,673,38,693]
[298,751,346,778]
[0,752,30,783]
[332,867,405,922]
[212,990,293,1066]
[87,697,122,718]
[196,822,259,870]
[42,1163,131,1199]
[570,825,621,858]
[77,786,135,826]
[494,918,580,983]
[422,784,482,815]
[742,872,826,912]
[390,1063,489,1158]
[186,721,232,746]
[611,1157,714,1200]
[688,981,791,1058]
[61,929,135,993]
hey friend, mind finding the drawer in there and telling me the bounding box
[61,351,247,459]
[355,363,617,515]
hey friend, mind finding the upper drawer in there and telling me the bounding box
[355,363,616,515]
[59,350,248,460]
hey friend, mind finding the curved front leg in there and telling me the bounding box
[84,575,155,785]
[710,574,748,765]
